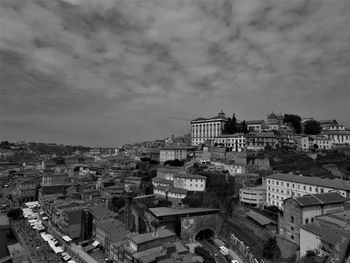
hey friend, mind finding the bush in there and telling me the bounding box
[263,238,281,259]
[194,247,216,263]
[7,208,23,220]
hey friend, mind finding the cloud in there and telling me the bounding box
[0,0,349,146]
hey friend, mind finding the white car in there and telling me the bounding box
[231,260,238,263]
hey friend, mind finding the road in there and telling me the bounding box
[199,240,227,263]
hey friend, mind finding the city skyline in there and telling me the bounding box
[1,0,349,146]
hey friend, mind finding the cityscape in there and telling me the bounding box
[0,1,350,263]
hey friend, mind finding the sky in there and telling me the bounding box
[0,0,349,147]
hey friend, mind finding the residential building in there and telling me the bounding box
[42,173,69,186]
[267,112,284,131]
[323,130,350,145]
[300,210,350,260]
[190,110,228,146]
[266,173,350,209]
[214,133,246,152]
[10,175,39,204]
[239,186,266,207]
[173,173,206,192]
[94,218,126,251]
[319,120,338,130]
[308,135,332,150]
[246,132,278,150]
[153,185,167,199]
[152,177,173,188]
[159,146,195,163]
[156,167,180,181]
[246,120,266,132]
[210,160,245,176]
[167,187,188,202]
[278,192,345,246]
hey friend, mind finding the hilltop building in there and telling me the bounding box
[190,110,228,146]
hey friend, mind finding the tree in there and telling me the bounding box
[263,238,281,259]
[241,120,248,134]
[283,114,302,134]
[304,120,322,135]
[111,196,125,210]
[7,208,23,220]
[223,114,237,134]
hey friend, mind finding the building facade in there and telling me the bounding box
[190,111,228,146]
[278,192,345,246]
[214,133,246,152]
[159,146,195,163]
[239,186,266,207]
[266,173,350,209]
[173,173,206,192]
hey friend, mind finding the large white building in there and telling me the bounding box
[191,111,228,146]
[266,173,350,209]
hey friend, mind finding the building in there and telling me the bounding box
[214,133,246,152]
[319,120,338,130]
[246,120,266,132]
[190,110,228,146]
[266,173,350,209]
[278,192,345,246]
[94,218,127,251]
[239,186,266,207]
[159,146,195,163]
[173,173,206,192]
[246,132,278,150]
[308,135,332,150]
[267,112,284,131]
[117,230,183,263]
[167,187,188,202]
[299,210,350,260]
[323,130,350,146]
[10,175,39,204]
[42,173,69,186]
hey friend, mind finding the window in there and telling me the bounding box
[305,218,309,224]
[309,187,312,191]
[320,188,324,193]
[291,216,294,223]
[311,218,314,222]
[268,186,270,190]
[291,235,294,240]
[287,183,289,187]
[281,182,284,186]
[291,227,294,231]
[303,186,306,190]
[292,184,295,188]
[276,181,279,185]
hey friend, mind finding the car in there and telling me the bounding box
[231,260,238,263]
[213,252,218,257]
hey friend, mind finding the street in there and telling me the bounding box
[199,239,244,263]
[199,240,228,263]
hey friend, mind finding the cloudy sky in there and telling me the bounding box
[0,0,349,146]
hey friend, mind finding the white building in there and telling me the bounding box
[266,173,350,209]
[246,120,266,132]
[323,130,350,145]
[214,133,246,152]
[210,161,245,176]
[191,111,228,146]
[159,146,195,163]
[239,186,266,207]
[173,173,206,192]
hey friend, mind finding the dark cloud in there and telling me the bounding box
[0,0,349,146]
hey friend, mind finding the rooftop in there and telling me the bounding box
[174,173,206,180]
[167,187,188,194]
[160,146,195,150]
[245,210,276,226]
[95,218,125,233]
[291,192,346,207]
[246,120,265,124]
[129,229,176,245]
[301,220,346,245]
[149,207,220,217]
[267,173,350,191]
[89,206,118,220]
[152,177,173,185]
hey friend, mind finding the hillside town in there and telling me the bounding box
[1,111,350,263]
